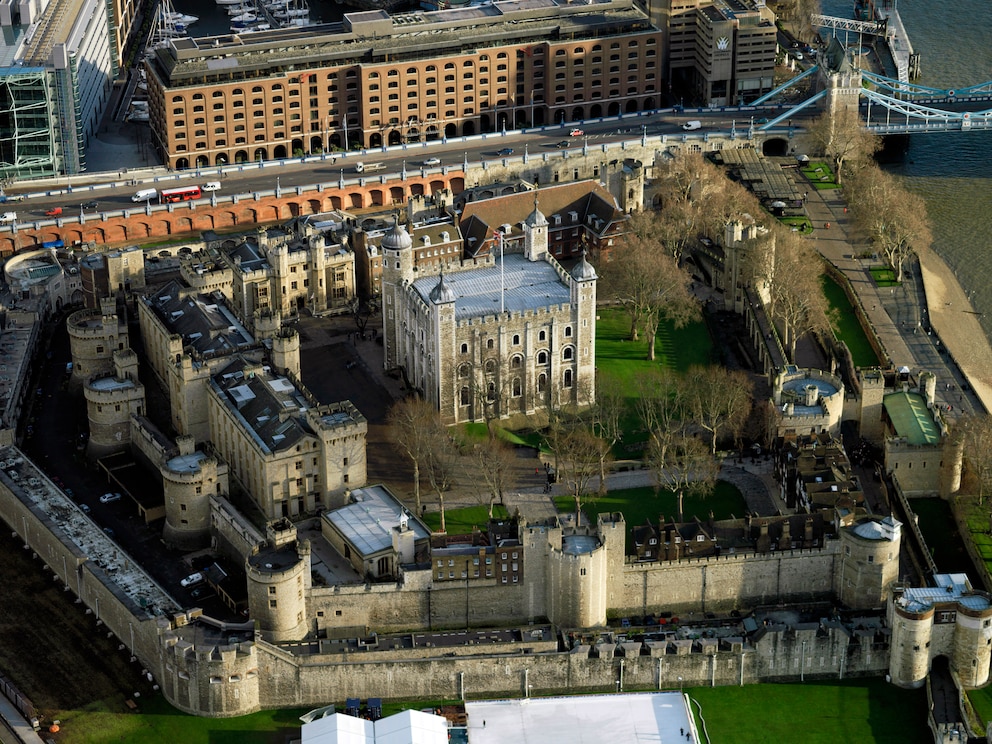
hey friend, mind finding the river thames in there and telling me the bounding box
[824,0,992,338]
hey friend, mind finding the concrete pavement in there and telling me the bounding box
[802,180,987,417]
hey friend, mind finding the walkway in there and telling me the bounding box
[802,183,988,417]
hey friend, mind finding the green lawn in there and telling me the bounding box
[958,497,992,584]
[554,481,746,548]
[968,684,992,732]
[56,695,311,744]
[800,161,842,190]
[780,216,813,234]
[689,679,931,744]
[869,266,900,287]
[820,273,880,368]
[595,307,712,456]
[595,306,712,390]
[421,504,510,534]
[55,695,468,744]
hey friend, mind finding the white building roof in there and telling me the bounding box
[465,692,696,744]
[301,709,448,744]
[325,485,430,558]
[411,254,570,321]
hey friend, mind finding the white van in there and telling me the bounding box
[132,188,157,203]
[681,120,703,131]
[202,181,221,192]
[0,211,17,223]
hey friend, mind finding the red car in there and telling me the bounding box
[569,128,584,136]
[45,207,62,216]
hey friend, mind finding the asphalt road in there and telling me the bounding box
[9,109,804,216]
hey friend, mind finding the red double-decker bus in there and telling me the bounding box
[160,185,202,203]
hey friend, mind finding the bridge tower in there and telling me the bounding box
[821,38,864,118]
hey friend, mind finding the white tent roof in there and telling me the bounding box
[302,713,374,744]
[375,710,448,744]
[301,709,448,744]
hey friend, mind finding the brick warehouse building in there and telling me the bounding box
[144,0,665,169]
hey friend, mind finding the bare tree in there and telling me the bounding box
[347,295,380,336]
[592,374,626,494]
[387,396,438,514]
[804,107,880,185]
[685,366,753,455]
[600,211,699,360]
[959,415,992,506]
[473,434,515,518]
[634,367,687,467]
[424,419,459,534]
[767,231,834,361]
[647,429,718,521]
[847,165,933,283]
[553,427,610,527]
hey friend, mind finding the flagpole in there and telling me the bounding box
[499,230,505,314]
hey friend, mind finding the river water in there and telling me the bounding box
[823,0,992,337]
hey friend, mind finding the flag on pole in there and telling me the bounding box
[493,229,505,314]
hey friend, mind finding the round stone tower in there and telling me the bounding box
[67,297,127,389]
[245,522,311,642]
[888,598,934,688]
[162,435,229,550]
[381,217,414,370]
[547,528,608,628]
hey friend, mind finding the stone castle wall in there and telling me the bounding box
[615,547,842,616]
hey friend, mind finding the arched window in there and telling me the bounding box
[459,364,471,378]
[512,334,520,345]
[487,382,496,401]
[537,351,548,365]
[460,343,468,354]
[539,330,547,341]
[564,326,573,337]
[460,386,470,405]
[564,369,574,388]
[512,378,521,397]
[485,359,497,374]
[563,347,574,361]
[538,373,547,393]
[511,355,522,369]
[487,338,495,350]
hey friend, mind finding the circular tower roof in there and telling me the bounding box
[381,219,413,251]
[428,272,456,304]
[571,251,598,282]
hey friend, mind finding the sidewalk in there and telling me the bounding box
[803,182,988,417]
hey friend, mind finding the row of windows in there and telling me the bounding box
[458,347,577,376]
[458,370,574,404]
[460,327,572,352]
[167,36,660,103]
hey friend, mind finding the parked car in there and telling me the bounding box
[496,147,514,156]
[180,572,204,588]
[99,492,122,504]
[422,157,441,167]
[79,503,90,514]
[102,527,115,538]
